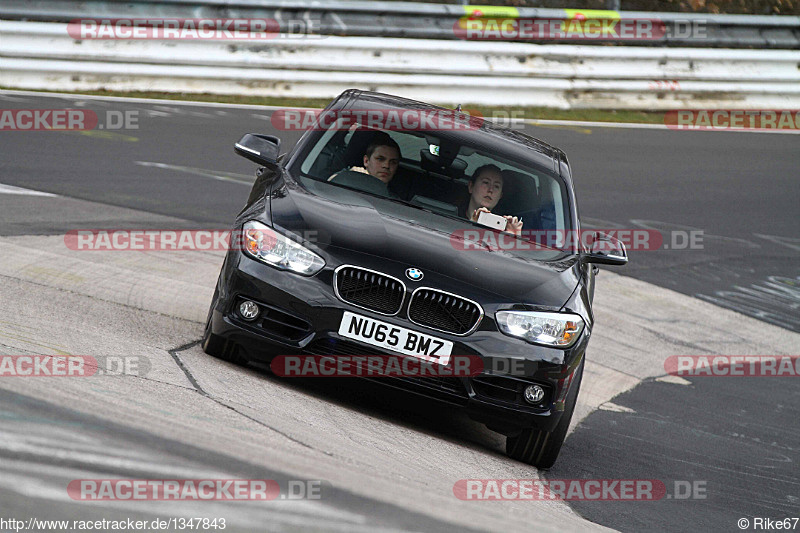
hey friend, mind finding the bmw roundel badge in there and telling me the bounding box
[405,268,424,281]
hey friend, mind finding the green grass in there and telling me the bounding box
[2,87,667,124]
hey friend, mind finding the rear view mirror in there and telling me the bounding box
[234,134,281,170]
[585,232,628,266]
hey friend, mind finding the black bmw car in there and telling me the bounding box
[202,90,627,468]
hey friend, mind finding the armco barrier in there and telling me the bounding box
[1,21,799,109]
[1,0,798,49]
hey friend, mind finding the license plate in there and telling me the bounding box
[338,311,453,365]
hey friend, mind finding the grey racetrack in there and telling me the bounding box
[0,91,798,532]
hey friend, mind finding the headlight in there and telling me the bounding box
[242,220,325,275]
[495,311,585,348]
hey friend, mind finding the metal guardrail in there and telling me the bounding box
[2,21,799,109]
[1,0,799,48]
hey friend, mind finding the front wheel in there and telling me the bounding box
[506,358,584,469]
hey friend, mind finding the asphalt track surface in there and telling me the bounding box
[1,92,798,532]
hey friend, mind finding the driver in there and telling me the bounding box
[329,133,401,186]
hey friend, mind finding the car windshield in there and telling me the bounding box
[292,119,572,250]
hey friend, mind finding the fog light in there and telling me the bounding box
[238,300,260,321]
[523,384,545,404]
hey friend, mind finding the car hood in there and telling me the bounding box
[268,176,581,308]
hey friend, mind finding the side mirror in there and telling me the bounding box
[585,232,628,265]
[234,134,281,170]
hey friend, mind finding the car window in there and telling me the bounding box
[392,133,429,159]
[294,123,571,245]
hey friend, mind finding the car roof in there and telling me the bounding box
[335,89,561,175]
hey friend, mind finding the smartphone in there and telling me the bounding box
[476,210,508,231]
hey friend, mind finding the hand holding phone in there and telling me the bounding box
[476,210,508,231]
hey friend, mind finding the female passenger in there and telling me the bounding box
[459,164,523,236]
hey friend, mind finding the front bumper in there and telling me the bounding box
[209,250,588,434]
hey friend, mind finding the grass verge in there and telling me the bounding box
[1,87,667,124]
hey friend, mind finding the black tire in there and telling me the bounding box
[201,307,249,366]
[506,358,584,469]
